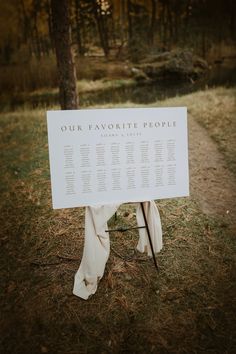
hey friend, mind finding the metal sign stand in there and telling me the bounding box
[106,202,159,271]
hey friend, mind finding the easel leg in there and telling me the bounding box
[140,202,159,271]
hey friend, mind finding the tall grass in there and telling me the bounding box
[0,56,58,93]
[0,55,131,94]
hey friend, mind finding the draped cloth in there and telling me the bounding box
[73,201,162,300]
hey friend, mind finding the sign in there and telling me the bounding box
[47,107,189,209]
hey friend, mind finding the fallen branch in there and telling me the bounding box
[57,253,80,261]
[30,253,80,267]
[30,260,61,267]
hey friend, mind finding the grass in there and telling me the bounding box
[0,55,134,111]
[29,78,136,98]
[0,78,136,112]
[157,87,236,175]
[0,55,132,94]
[0,87,236,353]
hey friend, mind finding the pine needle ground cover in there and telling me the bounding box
[0,87,235,353]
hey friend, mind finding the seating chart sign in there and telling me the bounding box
[47,107,189,209]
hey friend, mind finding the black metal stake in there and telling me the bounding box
[105,202,159,271]
[140,202,159,271]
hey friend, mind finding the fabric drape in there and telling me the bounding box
[73,201,162,300]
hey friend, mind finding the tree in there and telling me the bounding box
[51,0,78,109]
[149,0,157,45]
[74,0,85,56]
[93,0,111,57]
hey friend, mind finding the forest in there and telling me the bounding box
[1,0,235,63]
[0,0,236,99]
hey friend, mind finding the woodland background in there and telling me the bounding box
[0,0,235,96]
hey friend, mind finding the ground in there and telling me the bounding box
[0,87,235,354]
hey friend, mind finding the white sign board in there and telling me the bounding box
[47,107,189,209]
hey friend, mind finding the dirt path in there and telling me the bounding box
[188,116,236,223]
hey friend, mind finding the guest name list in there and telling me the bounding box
[47,107,189,209]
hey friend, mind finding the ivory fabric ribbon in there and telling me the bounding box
[73,201,162,300]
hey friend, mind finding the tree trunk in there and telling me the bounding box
[149,0,156,45]
[201,29,206,58]
[229,0,236,40]
[33,13,41,59]
[162,3,167,49]
[75,0,84,56]
[127,0,133,44]
[166,1,173,47]
[46,0,54,51]
[93,1,109,57]
[19,0,30,44]
[51,0,78,110]
[120,0,126,42]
